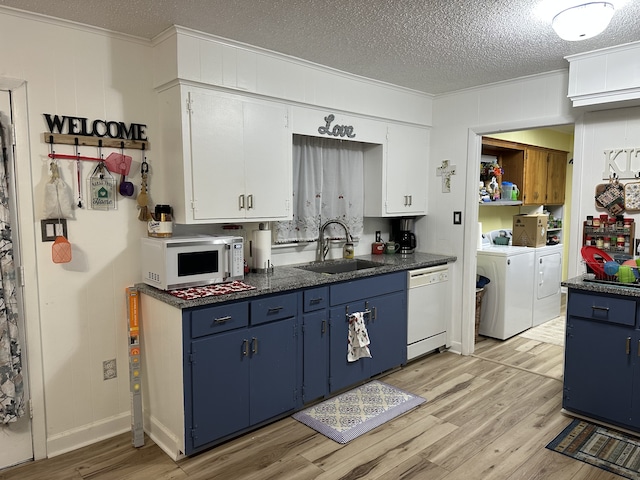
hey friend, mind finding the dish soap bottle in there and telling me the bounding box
[343,242,354,259]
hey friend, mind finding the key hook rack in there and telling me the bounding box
[44,133,149,151]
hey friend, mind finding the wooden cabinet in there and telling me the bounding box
[327,272,407,393]
[564,289,640,432]
[482,138,568,206]
[365,124,428,216]
[521,146,567,205]
[157,84,292,223]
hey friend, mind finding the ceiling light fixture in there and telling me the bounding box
[552,2,615,41]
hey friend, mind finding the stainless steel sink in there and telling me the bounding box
[294,259,381,275]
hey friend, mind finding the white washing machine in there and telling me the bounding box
[533,244,563,326]
[477,244,535,340]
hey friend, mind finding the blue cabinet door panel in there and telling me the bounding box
[369,291,407,374]
[303,310,329,403]
[189,329,250,450]
[249,318,297,424]
[329,302,371,393]
[564,316,633,425]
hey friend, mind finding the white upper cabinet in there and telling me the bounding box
[158,85,292,223]
[365,124,428,217]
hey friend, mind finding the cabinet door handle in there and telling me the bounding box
[626,337,631,355]
[247,194,254,210]
[242,339,249,356]
[213,315,231,324]
[268,306,284,314]
[310,297,323,305]
[239,194,245,210]
[251,337,258,355]
[638,340,640,357]
[408,195,412,206]
[321,320,326,334]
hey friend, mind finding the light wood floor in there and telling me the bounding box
[0,319,625,480]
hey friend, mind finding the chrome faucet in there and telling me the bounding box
[318,219,353,261]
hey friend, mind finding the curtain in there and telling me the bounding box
[0,112,23,423]
[274,135,364,243]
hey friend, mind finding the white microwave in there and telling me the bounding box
[141,235,244,290]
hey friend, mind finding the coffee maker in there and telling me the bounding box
[398,217,417,254]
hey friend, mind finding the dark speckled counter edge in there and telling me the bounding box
[136,252,457,309]
[563,276,640,298]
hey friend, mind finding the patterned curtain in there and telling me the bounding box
[0,113,24,423]
[274,135,364,243]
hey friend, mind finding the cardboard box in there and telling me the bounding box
[512,214,548,247]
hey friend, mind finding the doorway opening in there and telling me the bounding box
[474,125,574,347]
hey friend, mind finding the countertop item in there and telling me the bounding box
[563,276,640,297]
[136,251,456,309]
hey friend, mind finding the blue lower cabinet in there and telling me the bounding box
[368,291,407,375]
[184,294,299,454]
[330,301,371,392]
[564,288,640,432]
[302,309,329,403]
[328,272,407,394]
[249,318,297,424]
[564,316,635,428]
[189,329,250,450]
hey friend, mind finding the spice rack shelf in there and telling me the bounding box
[583,220,635,255]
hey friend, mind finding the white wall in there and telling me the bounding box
[428,72,577,355]
[567,107,640,277]
[0,9,155,456]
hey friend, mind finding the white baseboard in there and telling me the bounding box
[46,412,130,458]
[144,412,184,461]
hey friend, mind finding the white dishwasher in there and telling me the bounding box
[407,264,450,360]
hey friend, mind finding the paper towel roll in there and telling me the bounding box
[252,229,272,271]
[477,222,483,249]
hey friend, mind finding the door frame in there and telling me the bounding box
[2,78,47,460]
[461,116,575,355]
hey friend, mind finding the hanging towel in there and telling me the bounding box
[347,312,372,362]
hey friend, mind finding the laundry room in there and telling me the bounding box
[476,127,574,341]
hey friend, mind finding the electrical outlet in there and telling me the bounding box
[103,359,117,380]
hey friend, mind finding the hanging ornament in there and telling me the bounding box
[52,235,72,264]
[137,146,152,221]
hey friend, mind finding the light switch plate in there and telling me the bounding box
[453,211,462,225]
[41,219,67,242]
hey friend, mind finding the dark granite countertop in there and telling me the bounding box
[563,276,640,298]
[136,252,456,309]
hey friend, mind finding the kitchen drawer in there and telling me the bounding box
[330,271,405,306]
[303,287,328,312]
[190,302,249,338]
[251,292,298,325]
[569,291,637,327]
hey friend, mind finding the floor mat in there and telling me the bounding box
[292,380,425,444]
[547,418,640,479]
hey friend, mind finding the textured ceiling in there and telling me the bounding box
[1,0,639,94]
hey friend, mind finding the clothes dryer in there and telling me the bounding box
[477,245,535,340]
[532,244,563,326]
